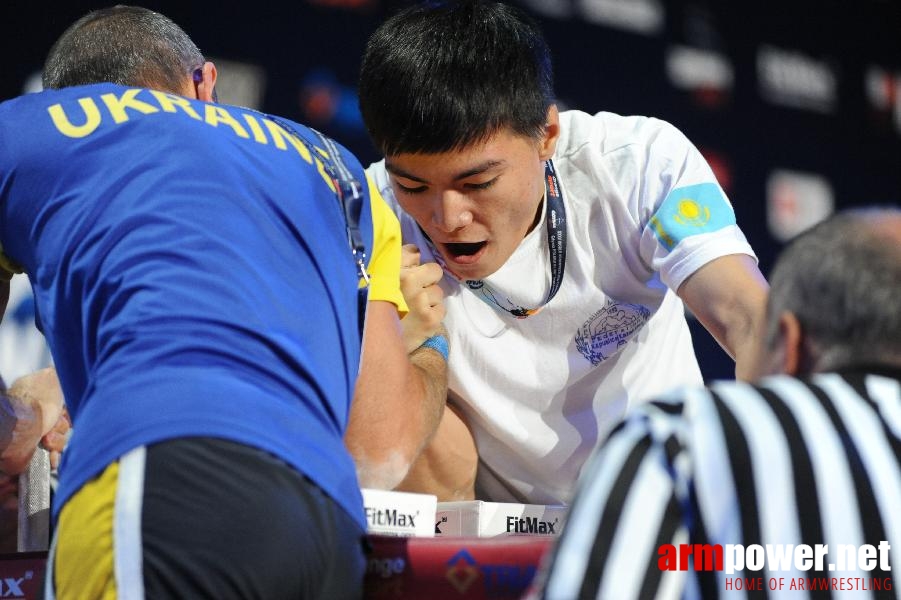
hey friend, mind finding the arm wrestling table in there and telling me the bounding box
[0,535,552,600]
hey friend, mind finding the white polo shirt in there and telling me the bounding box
[368,110,756,504]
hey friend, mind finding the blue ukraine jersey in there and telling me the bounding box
[0,83,371,529]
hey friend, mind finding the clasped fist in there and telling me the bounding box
[9,367,70,469]
[400,244,445,353]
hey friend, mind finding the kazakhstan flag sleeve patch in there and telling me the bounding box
[647,182,735,251]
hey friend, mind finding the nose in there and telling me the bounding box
[432,190,473,233]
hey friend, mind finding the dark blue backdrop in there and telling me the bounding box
[3,0,899,380]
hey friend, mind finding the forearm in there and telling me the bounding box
[694,294,765,381]
[729,316,764,382]
[395,401,477,501]
[408,337,450,448]
[349,352,447,490]
[347,302,448,489]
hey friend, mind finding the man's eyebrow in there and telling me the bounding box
[453,160,505,181]
[385,159,505,183]
[384,162,427,183]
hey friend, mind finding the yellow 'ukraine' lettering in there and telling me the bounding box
[47,98,102,138]
[312,146,338,191]
[204,105,250,138]
[100,89,159,124]
[262,119,313,163]
[259,120,334,191]
[148,90,201,120]
[242,114,268,144]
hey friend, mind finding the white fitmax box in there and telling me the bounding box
[435,500,568,537]
[361,488,437,538]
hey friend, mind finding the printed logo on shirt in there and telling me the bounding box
[647,182,735,251]
[44,87,338,193]
[575,299,650,366]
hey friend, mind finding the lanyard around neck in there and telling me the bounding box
[425,159,566,319]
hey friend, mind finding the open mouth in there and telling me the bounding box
[444,241,487,258]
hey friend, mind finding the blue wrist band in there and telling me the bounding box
[418,334,449,361]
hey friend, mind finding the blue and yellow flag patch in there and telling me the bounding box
[648,182,735,251]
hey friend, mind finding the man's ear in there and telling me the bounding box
[777,311,804,376]
[538,104,560,161]
[195,61,218,103]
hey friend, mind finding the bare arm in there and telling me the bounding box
[349,244,476,498]
[346,300,448,490]
[677,254,769,381]
[347,182,449,488]
[395,396,477,501]
[1,367,66,475]
[344,301,447,489]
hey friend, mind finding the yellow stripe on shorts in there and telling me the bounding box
[52,447,146,600]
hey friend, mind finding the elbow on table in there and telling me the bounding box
[353,448,415,491]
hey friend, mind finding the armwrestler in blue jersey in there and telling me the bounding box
[0,6,447,598]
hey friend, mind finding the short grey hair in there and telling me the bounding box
[42,5,204,93]
[764,206,901,371]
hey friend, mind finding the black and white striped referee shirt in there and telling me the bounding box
[539,367,901,599]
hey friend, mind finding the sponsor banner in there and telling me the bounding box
[666,45,733,108]
[577,0,665,35]
[757,45,838,114]
[364,534,552,600]
[766,169,834,242]
[0,552,47,600]
[362,488,437,538]
[436,501,567,538]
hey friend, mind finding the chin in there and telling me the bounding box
[459,263,499,281]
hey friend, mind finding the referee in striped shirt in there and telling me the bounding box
[536,206,901,599]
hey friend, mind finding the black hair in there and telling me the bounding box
[42,5,203,93]
[358,0,554,156]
